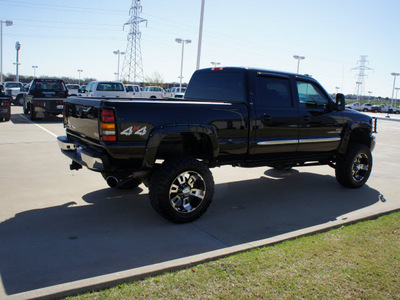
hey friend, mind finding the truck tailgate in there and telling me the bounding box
[64,97,103,141]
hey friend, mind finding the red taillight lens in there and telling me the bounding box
[100,108,116,142]
[101,109,115,123]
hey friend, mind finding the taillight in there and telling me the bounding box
[101,108,116,142]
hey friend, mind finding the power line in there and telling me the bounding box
[121,0,147,84]
[352,55,373,101]
[0,0,126,15]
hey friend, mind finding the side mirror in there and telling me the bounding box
[336,93,345,111]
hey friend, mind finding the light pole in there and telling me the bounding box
[356,81,362,102]
[196,0,205,70]
[293,55,305,73]
[211,61,220,68]
[389,72,400,117]
[14,41,21,82]
[0,20,13,83]
[335,86,340,94]
[32,65,38,78]
[368,91,372,102]
[175,38,191,91]
[77,69,83,85]
[113,50,125,81]
[395,88,400,108]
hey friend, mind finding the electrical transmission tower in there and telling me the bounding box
[352,55,373,101]
[121,0,147,84]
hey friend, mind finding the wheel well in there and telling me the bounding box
[347,128,370,148]
[156,132,214,164]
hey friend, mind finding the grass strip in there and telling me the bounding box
[67,211,400,299]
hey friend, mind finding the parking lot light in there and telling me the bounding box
[175,38,191,92]
[32,65,38,78]
[1,20,13,83]
[113,50,125,81]
[77,69,83,85]
[293,55,305,73]
[389,72,400,118]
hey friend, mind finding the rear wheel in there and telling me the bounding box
[335,143,372,188]
[149,157,214,223]
[29,105,36,120]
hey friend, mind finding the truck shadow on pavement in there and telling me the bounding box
[0,170,381,295]
[10,113,63,124]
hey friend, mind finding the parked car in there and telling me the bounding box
[85,81,127,98]
[0,94,11,122]
[360,103,373,112]
[58,67,376,223]
[0,81,26,105]
[66,84,80,96]
[141,86,166,99]
[125,84,142,98]
[23,79,68,120]
[371,104,389,113]
[345,102,361,110]
[166,87,186,98]
[79,85,87,94]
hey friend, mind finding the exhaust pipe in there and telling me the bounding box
[106,176,119,188]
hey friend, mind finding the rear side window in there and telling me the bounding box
[31,80,65,92]
[97,83,124,92]
[255,76,292,107]
[185,70,246,102]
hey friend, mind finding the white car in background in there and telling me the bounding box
[125,84,142,99]
[85,81,127,98]
[141,86,166,99]
[166,87,186,99]
[66,84,80,96]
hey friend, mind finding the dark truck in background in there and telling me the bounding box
[58,67,376,223]
[0,92,11,122]
[24,79,68,120]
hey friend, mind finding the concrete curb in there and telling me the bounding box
[6,208,400,300]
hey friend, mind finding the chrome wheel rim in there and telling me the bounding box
[169,171,206,213]
[352,153,369,182]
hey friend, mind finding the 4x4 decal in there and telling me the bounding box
[121,125,147,136]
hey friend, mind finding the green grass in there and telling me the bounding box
[67,211,400,299]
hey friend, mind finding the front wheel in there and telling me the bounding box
[335,143,372,188]
[149,157,214,223]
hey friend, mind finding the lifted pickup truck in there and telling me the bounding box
[58,67,376,223]
[24,79,68,120]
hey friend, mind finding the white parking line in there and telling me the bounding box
[19,114,58,138]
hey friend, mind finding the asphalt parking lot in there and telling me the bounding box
[1,107,399,299]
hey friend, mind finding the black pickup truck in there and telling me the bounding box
[58,67,376,223]
[24,79,68,120]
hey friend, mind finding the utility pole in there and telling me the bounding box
[121,0,147,84]
[352,55,373,101]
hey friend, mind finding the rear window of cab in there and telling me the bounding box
[185,70,246,103]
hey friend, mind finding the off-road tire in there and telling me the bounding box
[335,143,372,188]
[149,157,214,223]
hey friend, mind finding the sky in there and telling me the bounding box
[1,0,400,98]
